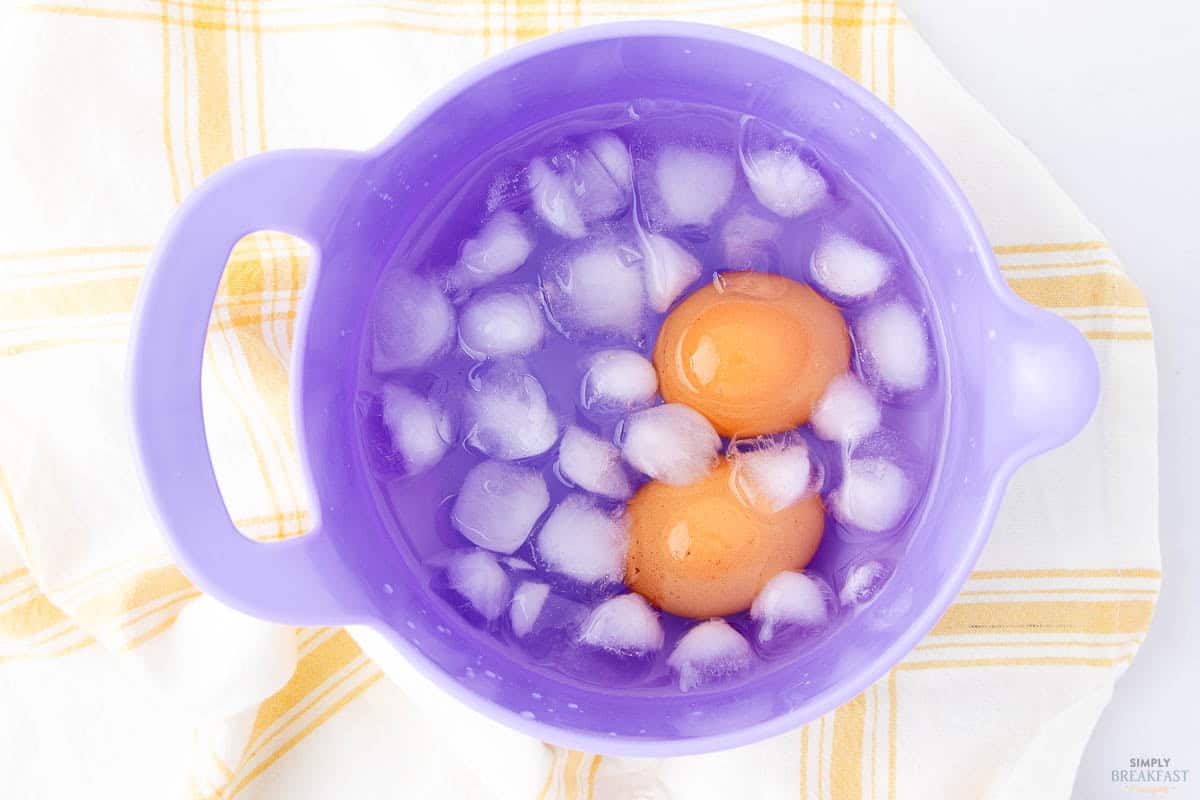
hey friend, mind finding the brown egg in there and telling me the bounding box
[625,463,825,618]
[653,272,851,437]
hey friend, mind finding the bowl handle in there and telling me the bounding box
[128,149,373,625]
[983,299,1102,472]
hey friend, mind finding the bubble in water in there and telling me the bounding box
[447,210,535,293]
[579,593,664,655]
[462,361,559,460]
[541,241,646,342]
[810,373,881,444]
[667,619,752,692]
[451,460,549,554]
[536,494,629,584]
[650,145,736,227]
[832,457,913,533]
[641,233,702,313]
[749,570,833,642]
[447,549,510,622]
[810,233,889,300]
[839,559,892,606]
[580,349,658,416]
[380,383,456,475]
[558,425,633,501]
[620,403,720,486]
[857,303,932,392]
[458,287,545,359]
[510,581,551,638]
[371,271,456,373]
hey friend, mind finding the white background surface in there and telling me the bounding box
[897,1,1199,796]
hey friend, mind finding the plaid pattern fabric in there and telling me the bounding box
[0,2,1156,798]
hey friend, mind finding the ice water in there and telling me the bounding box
[356,99,944,692]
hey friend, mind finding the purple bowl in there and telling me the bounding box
[128,21,1099,756]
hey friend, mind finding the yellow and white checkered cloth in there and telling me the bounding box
[0,2,1158,798]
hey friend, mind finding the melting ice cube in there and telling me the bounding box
[641,233,702,313]
[558,425,632,501]
[371,270,456,373]
[447,549,510,622]
[749,570,832,642]
[839,560,891,606]
[810,234,889,301]
[857,303,931,392]
[652,145,736,227]
[380,383,455,475]
[729,439,813,512]
[580,349,658,415]
[528,145,629,239]
[536,494,628,584]
[448,210,535,293]
[579,593,664,654]
[621,403,720,486]
[832,457,913,533]
[541,242,646,341]
[720,208,781,272]
[510,581,551,638]
[584,131,634,193]
[742,149,827,218]
[463,361,559,460]
[810,373,881,444]
[458,287,545,359]
[451,460,549,554]
[667,619,752,692]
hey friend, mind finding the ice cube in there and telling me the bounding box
[463,361,559,460]
[742,149,827,218]
[642,234,702,313]
[720,208,781,271]
[371,270,456,372]
[558,425,632,501]
[653,146,736,227]
[536,494,628,584]
[832,457,913,533]
[585,131,634,193]
[750,571,831,642]
[810,234,889,300]
[541,242,646,341]
[510,581,551,638]
[447,549,510,622]
[451,460,549,553]
[580,349,658,414]
[528,146,628,239]
[458,288,545,359]
[667,619,752,692]
[381,383,455,474]
[448,210,535,292]
[503,556,536,571]
[810,373,881,443]
[839,560,891,606]
[729,439,813,512]
[579,593,664,654]
[621,403,720,486]
[857,303,931,391]
[528,156,586,239]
